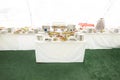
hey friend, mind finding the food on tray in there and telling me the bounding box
[47,30,76,41]
[0,27,5,30]
[53,37,58,41]
[14,30,22,34]
[59,36,67,41]
[62,32,74,36]
[49,32,60,35]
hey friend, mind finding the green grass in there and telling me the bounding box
[0,49,120,80]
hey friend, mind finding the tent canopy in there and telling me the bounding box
[0,0,120,28]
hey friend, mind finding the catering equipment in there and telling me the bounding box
[42,25,50,32]
[67,24,76,32]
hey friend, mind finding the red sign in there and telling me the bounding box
[78,23,94,27]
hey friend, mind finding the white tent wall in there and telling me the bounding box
[0,0,120,28]
[28,0,108,26]
[105,0,120,28]
[0,0,31,27]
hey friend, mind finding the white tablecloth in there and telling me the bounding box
[35,41,86,62]
[0,33,120,50]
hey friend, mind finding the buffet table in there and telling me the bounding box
[0,33,120,63]
[35,41,86,62]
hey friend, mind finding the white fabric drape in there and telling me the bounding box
[35,41,86,62]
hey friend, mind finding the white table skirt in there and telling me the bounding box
[84,33,120,49]
[35,41,86,62]
[0,34,35,50]
[0,33,120,50]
